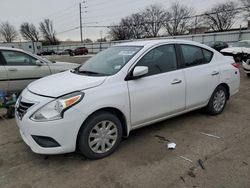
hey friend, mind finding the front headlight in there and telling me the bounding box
[30,92,84,122]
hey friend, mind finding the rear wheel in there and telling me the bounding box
[205,86,228,115]
[247,73,250,77]
[77,111,122,160]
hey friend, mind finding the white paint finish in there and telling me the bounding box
[183,63,220,108]
[15,39,240,155]
[28,71,107,97]
[128,70,185,126]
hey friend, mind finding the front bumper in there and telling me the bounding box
[242,61,250,73]
[15,89,87,155]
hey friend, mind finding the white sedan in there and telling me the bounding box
[0,47,78,93]
[15,40,240,159]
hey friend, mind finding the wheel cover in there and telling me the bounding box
[213,90,226,112]
[88,120,118,154]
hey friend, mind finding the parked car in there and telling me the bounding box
[221,40,250,76]
[0,47,79,93]
[57,49,73,56]
[71,47,88,56]
[207,41,228,52]
[37,50,56,56]
[15,40,240,159]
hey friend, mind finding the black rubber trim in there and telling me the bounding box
[28,89,56,99]
[0,77,42,82]
[32,135,60,148]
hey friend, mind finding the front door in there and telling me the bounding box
[128,44,186,126]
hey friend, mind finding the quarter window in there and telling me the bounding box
[1,51,37,66]
[202,49,213,63]
[180,45,213,67]
[136,45,177,76]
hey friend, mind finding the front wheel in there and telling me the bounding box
[205,86,228,115]
[247,73,250,77]
[77,111,123,160]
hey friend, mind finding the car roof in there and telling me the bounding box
[0,46,25,52]
[114,39,209,49]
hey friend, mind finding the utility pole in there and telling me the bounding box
[79,3,83,43]
[100,30,103,42]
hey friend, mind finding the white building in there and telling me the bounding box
[0,41,42,54]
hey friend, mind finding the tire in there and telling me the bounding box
[247,73,250,77]
[77,111,123,160]
[205,85,228,115]
[84,51,88,55]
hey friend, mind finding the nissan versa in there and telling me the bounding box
[15,40,240,159]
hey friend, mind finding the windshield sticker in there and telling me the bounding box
[114,65,122,70]
[118,51,137,56]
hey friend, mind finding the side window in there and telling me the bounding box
[1,51,37,66]
[202,49,213,63]
[137,45,177,76]
[180,45,204,67]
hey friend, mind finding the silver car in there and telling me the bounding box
[0,47,78,93]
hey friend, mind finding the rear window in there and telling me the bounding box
[180,45,213,67]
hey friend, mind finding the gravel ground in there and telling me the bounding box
[0,58,249,188]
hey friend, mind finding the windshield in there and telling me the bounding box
[232,41,250,48]
[75,46,142,76]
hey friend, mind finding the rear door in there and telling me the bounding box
[1,50,51,92]
[179,44,220,109]
[0,53,8,92]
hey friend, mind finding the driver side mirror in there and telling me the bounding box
[132,66,148,78]
[35,60,43,66]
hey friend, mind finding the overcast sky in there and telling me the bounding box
[0,0,241,42]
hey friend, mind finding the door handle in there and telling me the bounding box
[171,79,182,85]
[8,68,18,72]
[211,71,219,76]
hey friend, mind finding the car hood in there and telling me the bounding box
[221,47,250,54]
[28,70,107,98]
[54,61,79,67]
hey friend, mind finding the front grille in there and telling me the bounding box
[16,100,34,119]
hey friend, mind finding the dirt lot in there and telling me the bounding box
[0,57,250,187]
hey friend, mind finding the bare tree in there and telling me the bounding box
[39,19,59,45]
[142,5,166,37]
[240,0,250,18]
[20,22,39,41]
[0,22,18,43]
[121,13,146,39]
[164,3,194,36]
[108,24,133,41]
[203,1,238,31]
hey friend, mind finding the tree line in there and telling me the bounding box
[0,19,59,45]
[1,0,250,44]
[108,0,250,40]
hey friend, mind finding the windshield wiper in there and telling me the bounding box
[72,67,109,76]
[78,70,101,75]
